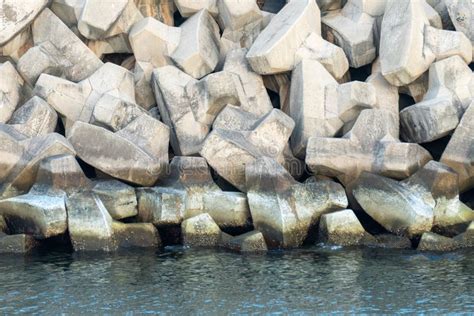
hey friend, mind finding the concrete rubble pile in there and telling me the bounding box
[0,0,473,254]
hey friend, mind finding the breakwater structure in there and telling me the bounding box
[0,0,473,255]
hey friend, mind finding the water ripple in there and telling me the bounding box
[0,247,473,314]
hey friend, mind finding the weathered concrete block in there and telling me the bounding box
[446,0,473,59]
[366,61,399,116]
[401,98,459,144]
[212,105,304,179]
[77,0,129,40]
[137,186,186,226]
[90,95,146,132]
[404,161,474,236]
[380,0,471,86]
[454,221,474,248]
[37,67,170,184]
[217,0,262,31]
[174,0,218,17]
[92,180,138,220]
[186,71,246,126]
[246,157,348,248]
[426,0,454,29]
[424,25,472,63]
[66,191,116,252]
[223,49,273,117]
[181,213,222,247]
[424,1,443,28]
[68,116,169,186]
[295,32,349,80]
[0,188,67,239]
[152,66,209,156]
[170,9,220,79]
[35,62,146,133]
[417,232,459,251]
[112,222,161,249]
[245,108,294,154]
[399,72,430,104]
[0,26,33,62]
[440,102,474,192]
[400,56,474,143]
[199,191,250,229]
[8,97,57,138]
[212,104,262,131]
[0,127,32,189]
[354,160,473,239]
[128,17,181,109]
[129,18,182,67]
[307,109,432,186]
[0,129,76,197]
[380,0,434,86]
[35,154,91,193]
[218,11,269,65]
[322,0,380,68]
[353,172,434,238]
[223,230,267,253]
[0,61,24,123]
[67,190,161,252]
[318,209,372,246]
[50,0,83,27]
[201,109,294,191]
[137,156,250,229]
[162,157,250,228]
[0,0,48,45]
[96,0,144,41]
[0,234,39,254]
[289,59,375,158]
[17,8,103,85]
[132,61,156,110]
[366,53,428,103]
[246,0,321,74]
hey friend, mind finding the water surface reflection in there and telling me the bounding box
[0,247,472,314]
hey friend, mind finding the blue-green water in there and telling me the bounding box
[0,247,473,314]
